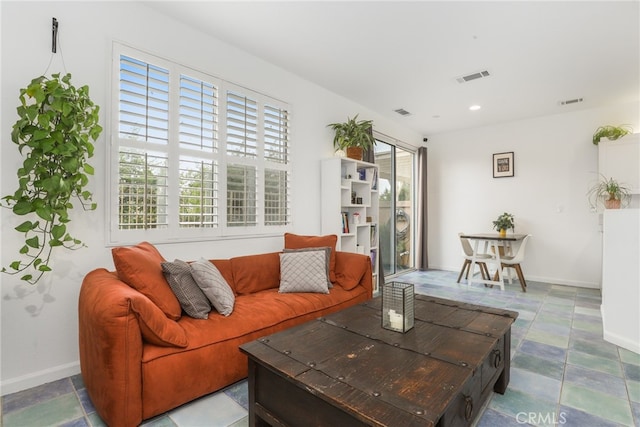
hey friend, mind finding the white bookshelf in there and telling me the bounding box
[321,157,380,294]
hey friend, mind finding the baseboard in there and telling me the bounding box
[601,305,640,354]
[427,265,600,289]
[0,361,80,396]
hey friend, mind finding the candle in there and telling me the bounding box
[389,310,403,330]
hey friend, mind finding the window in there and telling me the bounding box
[110,45,291,243]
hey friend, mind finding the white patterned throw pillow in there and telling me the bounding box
[190,258,235,316]
[282,247,333,288]
[279,250,330,294]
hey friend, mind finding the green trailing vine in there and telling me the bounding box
[1,73,102,284]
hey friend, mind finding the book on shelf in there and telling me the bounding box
[358,168,366,181]
[371,168,378,190]
[370,224,377,246]
[369,248,377,270]
[341,212,349,234]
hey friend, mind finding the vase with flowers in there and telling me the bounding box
[492,212,514,237]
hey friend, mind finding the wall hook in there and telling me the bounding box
[52,17,58,53]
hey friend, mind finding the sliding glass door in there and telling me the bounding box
[374,139,414,277]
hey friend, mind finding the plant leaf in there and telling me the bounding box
[25,236,40,249]
[13,200,33,215]
[51,224,66,239]
[15,221,33,232]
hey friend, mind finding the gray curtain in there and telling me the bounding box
[416,146,428,270]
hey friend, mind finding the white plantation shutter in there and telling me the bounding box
[178,74,219,229]
[263,103,291,226]
[264,169,290,226]
[264,104,289,164]
[179,75,217,152]
[226,91,257,158]
[179,157,218,228]
[118,149,169,229]
[227,164,257,227]
[119,56,169,144]
[117,55,170,230]
[110,44,291,243]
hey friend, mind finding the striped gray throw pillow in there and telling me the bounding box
[162,259,211,319]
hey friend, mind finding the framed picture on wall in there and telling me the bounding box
[493,152,514,178]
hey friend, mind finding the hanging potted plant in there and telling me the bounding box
[587,175,631,209]
[592,124,633,145]
[1,73,102,284]
[492,212,514,237]
[327,114,375,160]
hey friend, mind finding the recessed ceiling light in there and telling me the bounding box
[469,105,482,111]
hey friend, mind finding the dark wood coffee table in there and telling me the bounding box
[240,294,518,426]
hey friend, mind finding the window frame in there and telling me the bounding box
[108,43,292,245]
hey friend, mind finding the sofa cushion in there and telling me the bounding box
[129,295,188,348]
[279,251,330,294]
[190,258,235,316]
[283,247,332,288]
[284,233,338,282]
[335,251,369,291]
[230,252,280,295]
[161,260,211,319]
[112,242,182,320]
[210,259,235,294]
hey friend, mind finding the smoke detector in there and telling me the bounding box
[456,70,491,84]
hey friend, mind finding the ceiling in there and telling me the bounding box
[146,1,639,137]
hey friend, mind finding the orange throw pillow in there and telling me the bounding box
[230,252,281,295]
[335,251,368,291]
[130,295,188,348]
[112,242,182,320]
[284,233,338,282]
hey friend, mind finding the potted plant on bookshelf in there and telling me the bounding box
[592,124,633,145]
[587,175,631,209]
[492,212,514,237]
[327,114,375,161]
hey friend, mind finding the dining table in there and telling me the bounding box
[459,233,527,290]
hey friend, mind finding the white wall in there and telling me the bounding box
[427,101,639,288]
[0,1,420,394]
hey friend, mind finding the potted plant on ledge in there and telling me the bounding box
[327,114,375,161]
[587,175,631,209]
[592,124,633,145]
[492,212,514,237]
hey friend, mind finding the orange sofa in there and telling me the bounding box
[78,240,372,427]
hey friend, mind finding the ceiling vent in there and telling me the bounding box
[559,97,584,106]
[456,70,490,84]
[394,108,411,116]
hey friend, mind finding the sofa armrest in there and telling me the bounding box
[78,268,146,427]
[334,251,373,297]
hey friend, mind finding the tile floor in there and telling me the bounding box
[2,269,639,426]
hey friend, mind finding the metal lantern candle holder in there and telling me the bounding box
[382,282,415,333]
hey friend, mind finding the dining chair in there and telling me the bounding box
[493,234,531,292]
[457,233,492,283]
